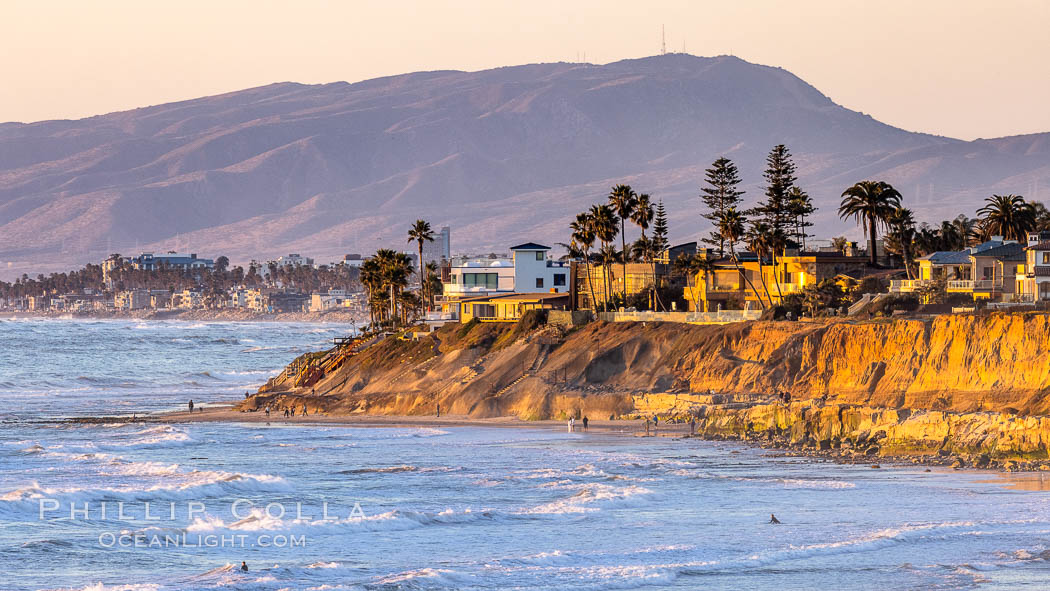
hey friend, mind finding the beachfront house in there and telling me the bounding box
[892,237,1025,300]
[1017,231,1050,301]
[438,243,572,319]
[457,292,572,322]
[683,248,870,311]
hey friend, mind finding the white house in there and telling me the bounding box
[508,243,570,293]
[441,243,570,298]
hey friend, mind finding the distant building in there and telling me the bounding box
[274,254,314,268]
[309,289,349,312]
[421,226,451,265]
[129,252,214,273]
[114,289,149,310]
[268,291,310,313]
[171,289,203,310]
[340,254,366,268]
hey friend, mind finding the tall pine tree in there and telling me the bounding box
[753,144,797,298]
[700,157,745,257]
[652,200,669,254]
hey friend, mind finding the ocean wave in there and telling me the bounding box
[37,584,160,591]
[521,483,654,515]
[0,469,290,515]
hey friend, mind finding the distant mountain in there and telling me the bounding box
[2,53,1048,278]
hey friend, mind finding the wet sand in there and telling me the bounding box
[155,405,690,437]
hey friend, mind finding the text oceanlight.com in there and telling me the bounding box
[98,532,306,548]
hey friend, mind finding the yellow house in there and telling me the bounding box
[457,292,571,322]
[684,250,869,311]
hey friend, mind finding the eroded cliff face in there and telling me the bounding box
[243,313,1050,457]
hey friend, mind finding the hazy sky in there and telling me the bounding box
[3,0,1048,140]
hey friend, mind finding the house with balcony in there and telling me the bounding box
[1018,231,1050,301]
[683,249,869,311]
[947,242,1025,299]
[439,243,572,318]
[893,238,1024,299]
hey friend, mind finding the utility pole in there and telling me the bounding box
[661,25,666,55]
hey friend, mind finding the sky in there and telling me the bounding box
[2,0,1048,140]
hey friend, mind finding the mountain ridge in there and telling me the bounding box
[0,54,1047,278]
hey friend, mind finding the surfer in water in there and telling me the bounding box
[769,514,781,524]
[241,561,248,572]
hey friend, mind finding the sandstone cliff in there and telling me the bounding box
[244,312,1050,461]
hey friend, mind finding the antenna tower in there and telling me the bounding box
[661,25,666,55]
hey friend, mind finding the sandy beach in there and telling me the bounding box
[154,404,691,436]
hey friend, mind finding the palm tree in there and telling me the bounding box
[631,235,663,309]
[570,211,599,312]
[373,249,413,328]
[745,221,775,306]
[839,180,903,266]
[598,244,622,309]
[608,184,637,299]
[589,204,619,308]
[407,220,434,311]
[977,194,1036,242]
[424,260,441,310]
[630,193,654,245]
[951,215,979,248]
[719,207,765,309]
[884,207,916,279]
[786,186,815,250]
[360,258,383,327]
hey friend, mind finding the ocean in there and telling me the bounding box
[2,317,1050,590]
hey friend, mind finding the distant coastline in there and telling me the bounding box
[0,308,364,324]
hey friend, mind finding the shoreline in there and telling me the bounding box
[0,309,364,323]
[72,404,1031,473]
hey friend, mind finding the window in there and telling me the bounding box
[535,278,544,288]
[983,267,994,280]
[536,252,544,261]
[553,273,566,286]
[463,273,497,289]
[1043,252,1049,264]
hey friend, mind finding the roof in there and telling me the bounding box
[919,250,971,265]
[970,242,1025,260]
[509,242,551,251]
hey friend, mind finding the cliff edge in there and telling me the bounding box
[243,312,1050,464]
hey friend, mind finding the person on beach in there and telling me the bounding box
[241,561,248,572]
[582,416,588,429]
[689,416,696,435]
[436,403,440,418]
[644,417,651,436]
[265,407,270,417]
[188,400,194,413]
[769,514,781,524]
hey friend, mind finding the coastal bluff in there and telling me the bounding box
[244,312,1050,463]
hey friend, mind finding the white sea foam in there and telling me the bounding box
[522,483,654,515]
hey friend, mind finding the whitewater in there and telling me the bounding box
[3,318,1050,590]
